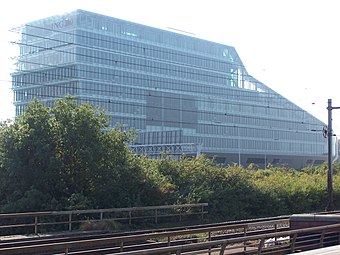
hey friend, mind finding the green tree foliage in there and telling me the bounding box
[0,97,142,212]
[1,97,340,221]
[250,167,328,215]
[138,157,273,220]
[0,101,56,211]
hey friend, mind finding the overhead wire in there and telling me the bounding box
[12,24,297,103]
[10,71,324,132]
[9,35,317,117]
[12,93,325,147]
[6,23,327,137]
[9,23,331,119]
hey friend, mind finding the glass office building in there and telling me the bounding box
[12,9,327,169]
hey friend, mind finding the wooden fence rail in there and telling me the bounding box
[0,203,208,236]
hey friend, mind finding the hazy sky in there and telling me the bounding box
[1,0,340,133]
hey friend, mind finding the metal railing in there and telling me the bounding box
[0,217,290,254]
[113,222,340,254]
[3,211,340,254]
[0,203,208,236]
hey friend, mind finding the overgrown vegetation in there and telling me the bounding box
[0,97,339,222]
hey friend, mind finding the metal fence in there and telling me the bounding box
[0,203,208,235]
[0,217,290,254]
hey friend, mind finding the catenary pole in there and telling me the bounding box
[326,99,340,211]
[326,99,334,211]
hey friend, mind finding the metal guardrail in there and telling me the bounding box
[0,218,289,254]
[0,203,208,235]
[114,222,340,254]
[2,211,340,254]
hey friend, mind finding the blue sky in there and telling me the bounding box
[1,0,339,132]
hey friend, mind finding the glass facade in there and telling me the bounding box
[12,10,327,169]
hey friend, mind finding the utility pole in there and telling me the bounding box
[326,99,340,211]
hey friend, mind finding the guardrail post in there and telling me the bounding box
[208,231,212,255]
[243,226,247,252]
[258,238,265,254]
[34,216,38,234]
[290,233,297,253]
[219,243,227,255]
[100,211,103,221]
[201,204,204,220]
[320,230,326,248]
[68,213,72,231]
[167,236,171,255]
[129,211,132,225]
[155,209,158,224]
[120,242,124,252]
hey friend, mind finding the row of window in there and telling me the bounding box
[21,30,75,55]
[76,30,236,70]
[137,130,183,145]
[196,123,323,143]
[77,11,239,61]
[77,65,238,95]
[182,136,325,155]
[18,50,75,71]
[13,82,78,101]
[76,46,237,86]
[107,115,145,130]
[198,100,303,120]
[13,65,77,87]
[198,112,318,132]
[80,80,143,100]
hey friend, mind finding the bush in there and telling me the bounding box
[79,220,123,231]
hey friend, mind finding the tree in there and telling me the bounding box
[0,97,138,212]
[0,100,56,211]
